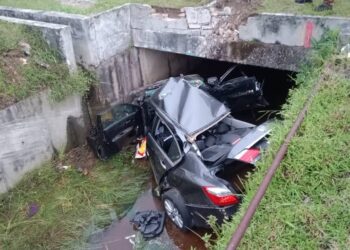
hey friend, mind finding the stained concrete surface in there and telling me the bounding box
[0,92,83,193]
[239,13,350,46]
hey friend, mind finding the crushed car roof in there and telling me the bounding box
[150,77,230,137]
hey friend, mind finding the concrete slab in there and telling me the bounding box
[0,91,83,193]
[0,16,77,71]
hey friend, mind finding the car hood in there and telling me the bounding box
[151,77,230,138]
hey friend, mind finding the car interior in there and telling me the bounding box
[153,119,182,163]
[195,120,251,165]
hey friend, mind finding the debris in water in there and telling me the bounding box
[125,234,136,246]
[130,211,165,240]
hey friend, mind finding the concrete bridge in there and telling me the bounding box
[0,3,349,102]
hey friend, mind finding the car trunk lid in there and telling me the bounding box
[226,122,270,162]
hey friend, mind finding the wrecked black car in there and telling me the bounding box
[87,103,141,160]
[154,66,268,113]
[88,66,267,161]
[144,78,270,230]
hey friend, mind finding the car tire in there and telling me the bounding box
[96,144,108,161]
[162,189,192,231]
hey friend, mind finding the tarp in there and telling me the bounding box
[151,78,230,137]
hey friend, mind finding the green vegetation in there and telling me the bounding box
[261,0,350,17]
[0,0,208,14]
[0,151,150,249]
[0,21,94,108]
[212,31,350,249]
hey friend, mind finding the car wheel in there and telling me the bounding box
[96,144,108,161]
[162,190,192,231]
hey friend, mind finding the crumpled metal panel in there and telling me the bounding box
[151,77,230,137]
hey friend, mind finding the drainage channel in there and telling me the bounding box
[87,59,296,250]
[89,173,208,250]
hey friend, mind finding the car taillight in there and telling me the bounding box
[202,186,239,207]
[236,147,261,164]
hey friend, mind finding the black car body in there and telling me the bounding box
[152,66,268,113]
[145,78,270,230]
[87,103,141,160]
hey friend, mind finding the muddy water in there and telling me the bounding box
[89,183,209,250]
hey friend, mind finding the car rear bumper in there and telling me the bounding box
[186,203,239,228]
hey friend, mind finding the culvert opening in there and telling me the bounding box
[90,49,295,125]
[135,52,296,125]
[185,58,296,124]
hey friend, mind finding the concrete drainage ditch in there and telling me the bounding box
[84,59,295,249]
[0,1,349,192]
[0,1,349,249]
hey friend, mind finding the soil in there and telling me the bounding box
[57,144,97,175]
[0,49,27,109]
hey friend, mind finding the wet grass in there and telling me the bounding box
[261,0,350,17]
[0,21,95,108]
[0,0,209,14]
[212,31,350,249]
[0,151,150,249]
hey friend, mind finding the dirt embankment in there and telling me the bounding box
[55,145,97,174]
[0,48,30,109]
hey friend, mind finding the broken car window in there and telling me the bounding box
[111,104,137,121]
[153,117,181,162]
[100,104,137,129]
[100,111,114,129]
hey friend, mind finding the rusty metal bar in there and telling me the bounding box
[226,81,321,250]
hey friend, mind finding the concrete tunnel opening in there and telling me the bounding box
[88,48,296,127]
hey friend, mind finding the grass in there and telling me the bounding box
[260,0,350,17]
[212,31,350,249]
[0,150,150,249]
[0,0,209,14]
[0,21,95,108]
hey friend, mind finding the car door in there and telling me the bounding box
[99,104,140,146]
[147,115,182,184]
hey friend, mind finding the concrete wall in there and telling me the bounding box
[95,47,202,105]
[239,13,350,46]
[131,7,350,72]
[0,5,132,69]
[0,92,83,193]
[0,16,77,71]
[1,4,350,73]
[0,7,94,67]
